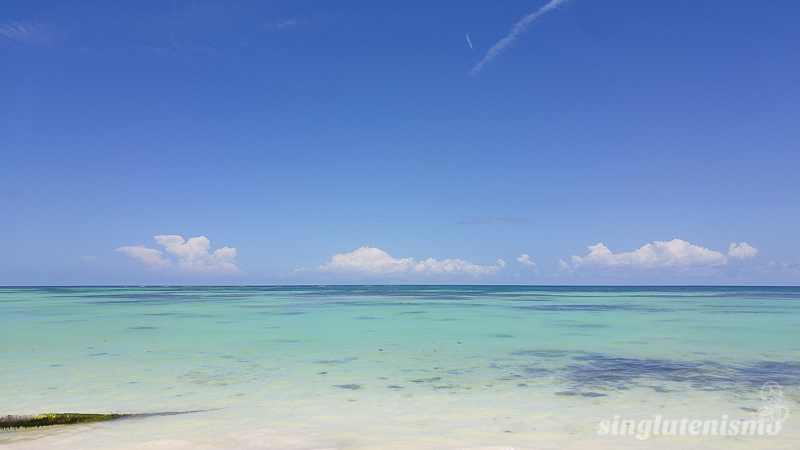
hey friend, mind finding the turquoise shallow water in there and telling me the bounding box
[1,286,798,449]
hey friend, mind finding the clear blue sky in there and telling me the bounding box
[2,0,798,285]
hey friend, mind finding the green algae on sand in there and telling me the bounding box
[0,411,209,429]
[0,413,127,429]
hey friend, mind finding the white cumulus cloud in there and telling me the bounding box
[571,239,728,269]
[727,242,758,260]
[319,247,416,274]
[412,257,505,276]
[315,247,505,277]
[553,239,759,278]
[117,235,241,275]
[517,254,538,273]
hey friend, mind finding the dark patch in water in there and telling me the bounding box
[562,354,800,392]
[410,377,442,383]
[354,316,379,320]
[129,326,158,330]
[565,355,718,390]
[314,357,357,364]
[555,391,607,397]
[89,353,108,356]
[515,304,630,312]
[334,384,362,390]
[512,350,570,358]
[510,348,800,395]
[499,374,523,380]
[489,363,511,369]
[494,334,515,338]
[555,391,580,396]
[523,367,551,376]
[387,385,404,389]
[513,303,671,313]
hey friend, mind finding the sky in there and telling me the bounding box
[1,0,798,286]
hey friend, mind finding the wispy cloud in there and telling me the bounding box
[547,259,572,278]
[0,21,51,45]
[298,246,505,278]
[266,19,302,30]
[122,5,315,57]
[117,245,174,270]
[117,235,242,275]
[459,217,526,224]
[470,0,568,75]
[756,260,800,281]
[1,191,25,199]
[551,239,757,278]
[465,33,473,50]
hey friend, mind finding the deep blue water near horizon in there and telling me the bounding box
[1,285,798,449]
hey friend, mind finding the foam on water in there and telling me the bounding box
[1,286,798,448]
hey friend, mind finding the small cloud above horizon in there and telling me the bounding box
[460,217,527,224]
[551,239,758,278]
[756,260,800,279]
[117,235,242,275]
[517,254,538,273]
[295,246,506,278]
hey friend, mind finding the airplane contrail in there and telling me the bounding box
[466,33,473,50]
[470,0,568,76]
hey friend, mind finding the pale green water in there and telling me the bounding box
[1,286,798,449]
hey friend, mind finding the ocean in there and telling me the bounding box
[1,286,798,449]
